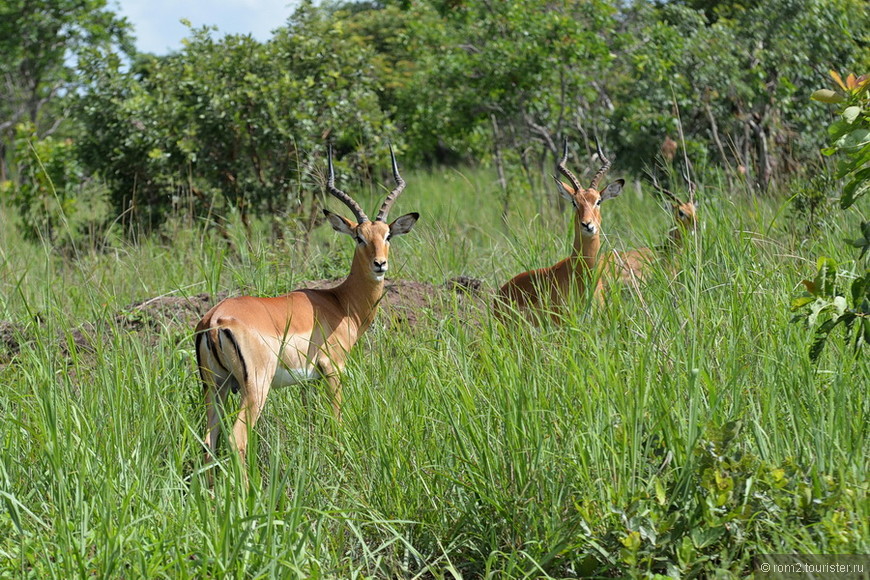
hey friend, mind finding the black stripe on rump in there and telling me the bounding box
[219,328,249,385]
[194,332,208,384]
[207,328,230,375]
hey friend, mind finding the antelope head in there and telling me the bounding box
[323,146,419,282]
[648,171,698,234]
[553,139,624,237]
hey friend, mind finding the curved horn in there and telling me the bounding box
[326,145,368,223]
[556,139,583,194]
[682,169,697,205]
[589,137,612,190]
[645,170,685,205]
[375,144,406,222]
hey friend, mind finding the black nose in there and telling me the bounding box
[373,259,387,270]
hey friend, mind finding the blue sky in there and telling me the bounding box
[114,0,301,55]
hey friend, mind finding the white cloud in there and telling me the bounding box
[113,0,299,54]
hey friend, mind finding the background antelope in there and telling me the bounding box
[606,173,697,288]
[195,145,419,476]
[495,140,624,320]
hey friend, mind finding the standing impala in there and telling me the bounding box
[606,174,697,287]
[195,145,418,473]
[495,140,624,320]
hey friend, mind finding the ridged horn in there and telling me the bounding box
[326,145,368,223]
[589,137,612,190]
[375,144,406,222]
[556,139,583,194]
[646,170,687,205]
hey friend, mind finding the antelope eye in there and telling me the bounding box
[356,235,366,245]
[678,210,687,219]
[595,198,603,207]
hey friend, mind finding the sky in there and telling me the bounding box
[113,0,301,55]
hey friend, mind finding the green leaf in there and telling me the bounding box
[691,526,725,549]
[807,298,827,326]
[827,119,852,141]
[817,317,841,334]
[853,274,870,304]
[811,89,844,104]
[842,106,862,124]
[655,478,667,505]
[809,332,828,361]
[817,256,838,270]
[838,128,870,150]
[814,257,839,296]
[840,311,857,329]
[791,296,815,310]
[677,536,695,568]
[841,178,870,209]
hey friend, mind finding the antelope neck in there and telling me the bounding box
[334,251,386,332]
[572,213,601,271]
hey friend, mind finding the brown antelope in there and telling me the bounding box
[660,136,678,165]
[195,145,418,474]
[606,174,697,287]
[495,140,624,320]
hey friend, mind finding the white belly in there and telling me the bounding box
[272,365,318,388]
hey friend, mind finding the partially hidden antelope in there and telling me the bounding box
[605,173,697,288]
[495,140,624,320]
[195,145,418,473]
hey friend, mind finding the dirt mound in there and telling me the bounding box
[0,319,94,362]
[305,276,489,328]
[0,320,28,362]
[1,277,489,364]
[113,276,489,336]
[116,292,229,332]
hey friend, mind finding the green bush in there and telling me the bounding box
[10,123,82,244]
[792,71,870,360]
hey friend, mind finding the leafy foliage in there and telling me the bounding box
[817,71,870,209]
[614,0,868,186]
[0,0,132,174]
[9,123,82,243]
[4,0,869,232]
[793,71,870,360]
[74,4,398,229]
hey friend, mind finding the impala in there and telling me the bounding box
[495,140,624,320]
[195,145,419,473]
[606,174,697,287]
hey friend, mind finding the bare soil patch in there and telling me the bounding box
[0,277,489,362]
[0,320,28,363]
[119,277,489,334]
[117,292,230,332]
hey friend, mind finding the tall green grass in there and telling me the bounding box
[0,167,866,578]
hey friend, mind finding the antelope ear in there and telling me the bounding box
[600,179,624,202]
[553,176,575,200]
[389,212,419,237]
[323,209,356,236]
